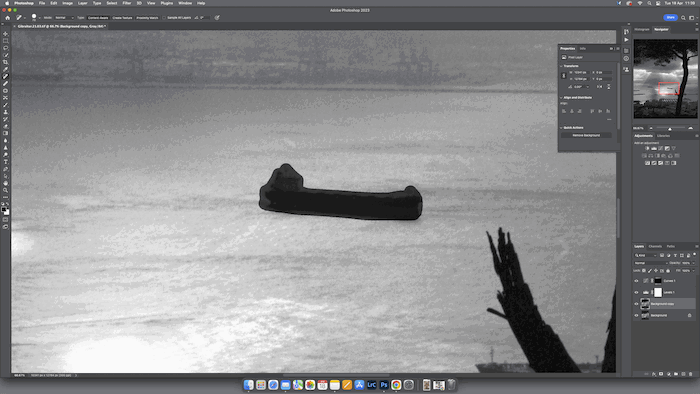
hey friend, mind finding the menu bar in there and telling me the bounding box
[8,0,207,5]
[3,0,700,6]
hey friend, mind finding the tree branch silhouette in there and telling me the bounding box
[486,227,580,372]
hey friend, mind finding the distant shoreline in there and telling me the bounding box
[13,80,556,94]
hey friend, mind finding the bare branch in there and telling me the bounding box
[487,307,508,320]
[486,228,581,373]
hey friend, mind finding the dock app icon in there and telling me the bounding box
[281,380,292,391]
[257,380,267,390]
[293,380,304,390]
[269,380,279,390]
[317,380,328,391]
[354,380,365,390]
[305,380,316,390]
[391,380,401,390]
[366,380,377,390]
[244,380,255,391]
[330,380,341,391]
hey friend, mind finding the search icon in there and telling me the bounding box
[681,15,686,20]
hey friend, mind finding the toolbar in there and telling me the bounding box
[0,27,8,231]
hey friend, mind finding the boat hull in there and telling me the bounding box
[258,164,422,220]
[260,186,423,220]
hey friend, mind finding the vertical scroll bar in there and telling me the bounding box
[617,198,620,239]
[617,62,621,134]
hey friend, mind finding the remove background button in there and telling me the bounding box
[561,132,612,138]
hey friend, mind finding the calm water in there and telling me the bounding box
[11,87,616,373]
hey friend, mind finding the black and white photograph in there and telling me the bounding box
[11,30,616,373]
[634,39,698,119]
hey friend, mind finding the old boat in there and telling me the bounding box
[259,164,422,220]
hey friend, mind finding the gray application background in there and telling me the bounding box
[10,30,617,373]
